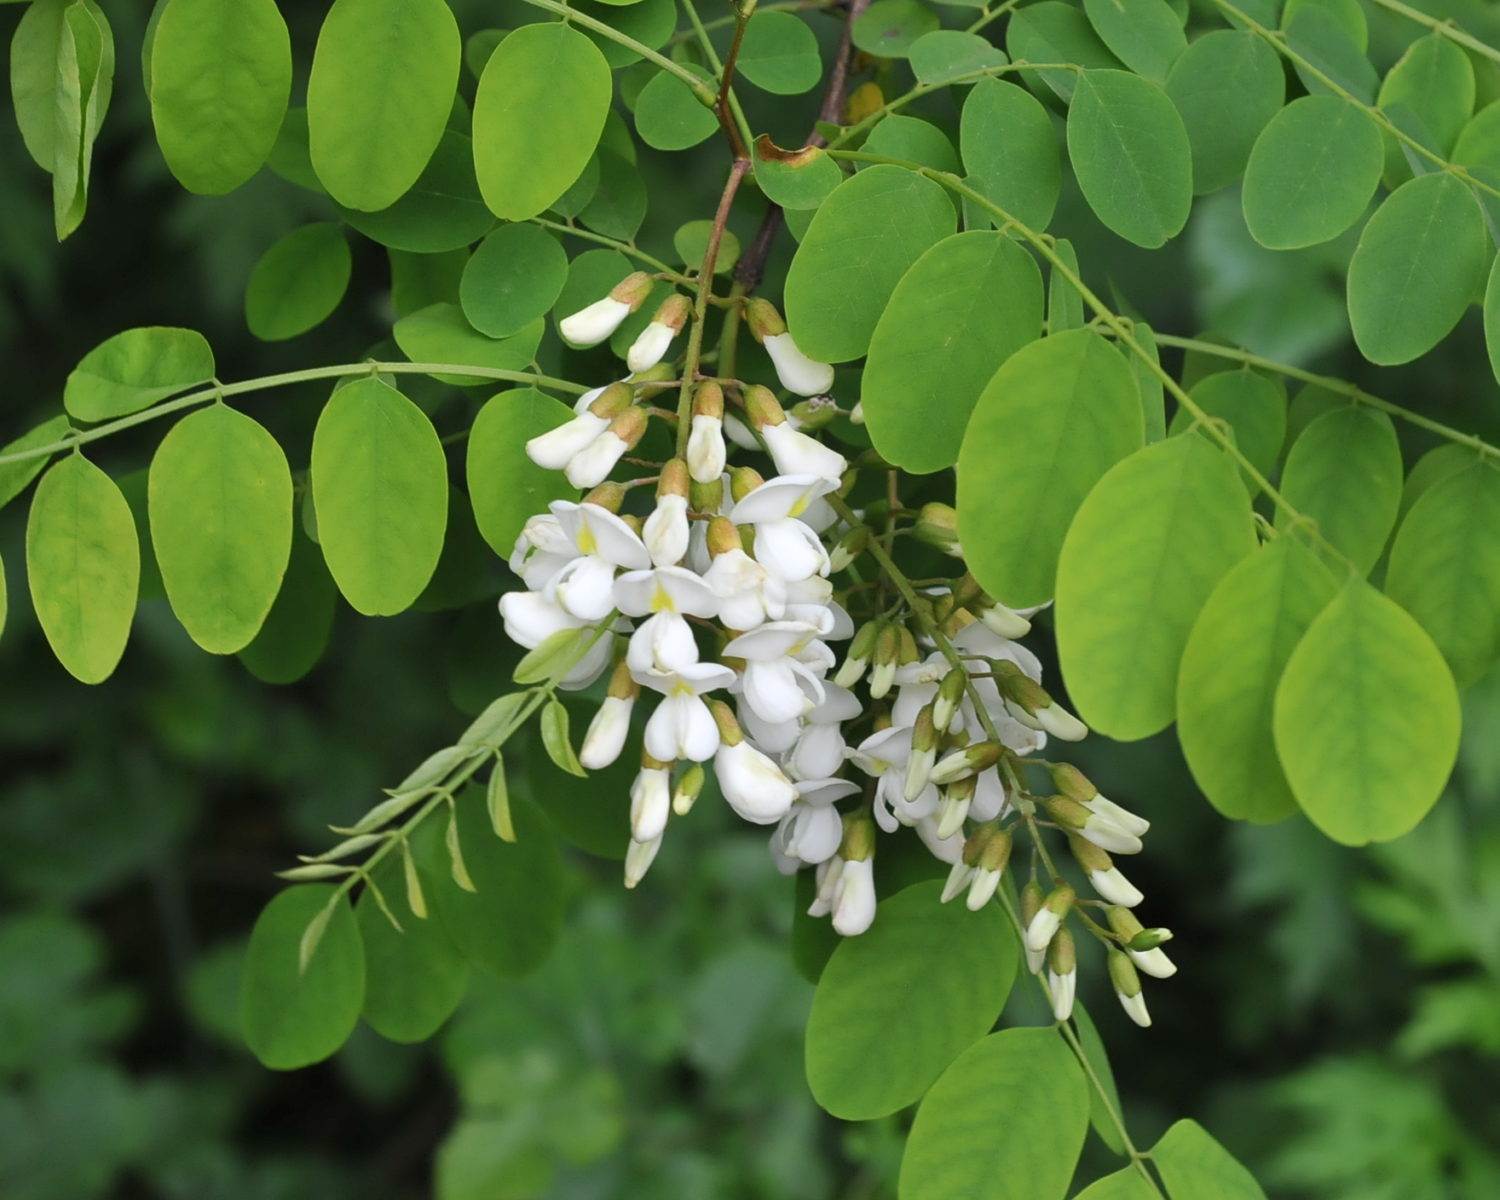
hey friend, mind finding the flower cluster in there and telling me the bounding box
[496,280,1176,1029]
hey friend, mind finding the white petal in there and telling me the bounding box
[564,432,629,490]
[744,660,811,724]
[715,740,797,824]
[737,698,801,753]
[643,494,690,567]
[549,555,617,621]
[580,695,633,770]
[764,331,835,396]
[687,414,726,483]
[560,295,631,346]
[753,518,828,582]
[558,635,614,690]
[630,766,671,843]
[498,590,582,649]
[1049,968,1077,1022]
[1128,946,1178,979]
[1089,867,1144,908]
[832,858,876,935]
[626,319,676,373]
[762,422,847,481]
[728,474,834,525]
[786,803,843,863]
[624,833,663,888]
[791,723,847,780]
[525,412,607,469]
[626,611,699,676]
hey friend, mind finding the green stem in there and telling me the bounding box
[520,0,714,96]
[0,363,588,469]
[965,0,1026,35]
[995,881,1168,1197]
[1147,333,1500,460]
[529,217,686,279]
[678,0,756,158]
[665,0,833,43]
[826,148,1353,569]
[1212,0,1500,203]
[1365,0,1500,66]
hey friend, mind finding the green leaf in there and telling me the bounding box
[238,527,337,684]
[1177,536,1339,823]
[0,415,72,512]
[460,225,569,339]
[578,0,676,68]
[736,10,821,94]
[862,231,1043,475]
[1242,95,1384,250]
[412,788,566,979]
[864,115,960,175]
[1072,1003,1124,1155]
[1486,256,1500,387]
[1082,0,1185,82]
[244,223,351,342]
[540,698,586,777]
[1346,172,1489,366]
[26,456,138,684]
[310,377,448,617]
[1169,369,1287,490]
[634,64,717,151]
[1047,238,1085,334]
[960,78,1060,232]
[1274,406,1402,575]
[1283,0,1367,50]
[1283,5,1377,102]
[306,0,459,211]
[391,302,544,387]
[148,0,291,194]
[784,164,954,363]
[1075,1169,1158,1199]
[1126,322,1166,442]
[578,149,647,241]
[514,628,592,686]
[1455,98,1500,173]
[673,220,741,273]
[852,0,939,59]
[1005,1,1121,103]
[1377,33,1473,174]
[147,405,292,654]
[45,0,114,240]
[65,326,215,423]
[466,388,579,556]
[804,879,1016,1120]
[1275,578,1460,844]
[1067,69,1193,249]
[898,1027,1090,1200]
[338,130,495,254]
[1386,464,1500,688]
[1152,1119,1268,1199]
[1164,30,1285,195]
[959,330,1143,609]
[1400,442,1476,521]
[1056,435,1256,739]
[753,139,843,210]
[240,884,364,1070]
[356,859,469,1043]
[11,0,68,168]
[474,23,612,221]
[907,30,1004,86]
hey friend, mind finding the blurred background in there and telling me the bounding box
[4,1,1500,1196]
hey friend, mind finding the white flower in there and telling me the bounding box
[807,855,843,917]
[723,621,830,725]
[580,694,633,769]
[1025,906,1064,955]
[642,494,690,567]
[772,778,858,865]
[498,590,584,650]
[1129,946,1178,980]
[1049,965,1077,1022]
[565,428,630,489]
[831,856,876,935]
[761,421,847,482]
[547,554,618,621]
[704,548,788,631]
[550,501,651,570]
[755,519,830,582]
[715,738,797,824]
[941,861,975,903]
[626,611,700,675]
[640,663,735,763]
[969,769,1010,823]
[630,762,672,843]
[613,565,719,619]
[788,685,858,779]
[1117,988,1151,1028]
[626,319,677,373]
[560,296,633,346]
[687,414,726,482]
[509,513,579,590]
[763,331,835,397]
[526,412,610,471]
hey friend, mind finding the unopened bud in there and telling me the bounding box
[630,363,677,386]
[606,658,639,701]
[868,623,901,699]
[610,270,654,308]
[587,382,635,419]
[933,667,967,732]
[839,810,877,862]
[743,383,786,430]
[829,525,870,573]
[913,502,960,553]
[1021,879,1046,973]
[930,740,1005,786]
[708,699,743,746]
[896,626,919,665]
[693,380,725,420]
[1108,949,1151,1026]
[1047,926,1078,1022]
[729,465,765,503]
[706,515,743,558]
[582,481,626,512]
[673,763,705,815]
[690,477,723,513]
[1025,884,1074,954]
[744,297,787,341]
[834,619,880,688]
[657,457,689,498]
[1070,836,1143,907]
[904,706,940,802]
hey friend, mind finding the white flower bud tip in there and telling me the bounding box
[687,414,726,483]
[764,331,835,397]
[1117,989,1152,1028]
[1025,908,1063,955]
[831,856,876,936]
[1089,866,1144,908]
[1129,946,1178,979]
[1048,968,1077,1022]
[940,861,974,904]
[559,296,633,346]
[629,765,672,844]
[624,834,662,889]
[580,695,633,770]
[526,412,608,470]
[965,866,1001,911]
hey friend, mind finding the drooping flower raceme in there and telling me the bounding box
[491,285,1175,1032]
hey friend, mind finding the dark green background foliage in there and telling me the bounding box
[5,0,1500,1196]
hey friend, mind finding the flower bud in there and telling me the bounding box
[1107,907,1177,978]
[995,663,1088,741]
[929,740,1005,786]
[913,502,961,554]
[1025,884,1074,954]
[624,833,662,889]
[642,460,692,567]
[1051,764,1150,836]
[580,680,635,770]
[1108,948,1151,1027]
[789,397,837,431]
[933,667,967,733]
[1020,880,1046,974]
[626,294,690,373]
[559,271,653,346]
[963,825,1011,911]
[629,753,672,844]
[673,763,705,816]
[729,465,765,504]
[849,400,865,425]
[828,525,869,573]
[565,407,647,489]
[687,381,727,483]
[834,619,880,688]
[690,476,723,514]
[1069,835,1144,907]
[904,705,941,802]
[936,773,975,839]
[1042,795,1143,856]
[868,622,902,699]
[832,855,876,935]
[1047,927,1077,1022]
[524,382,630,469]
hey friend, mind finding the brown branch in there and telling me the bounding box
[734,0,872,291]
